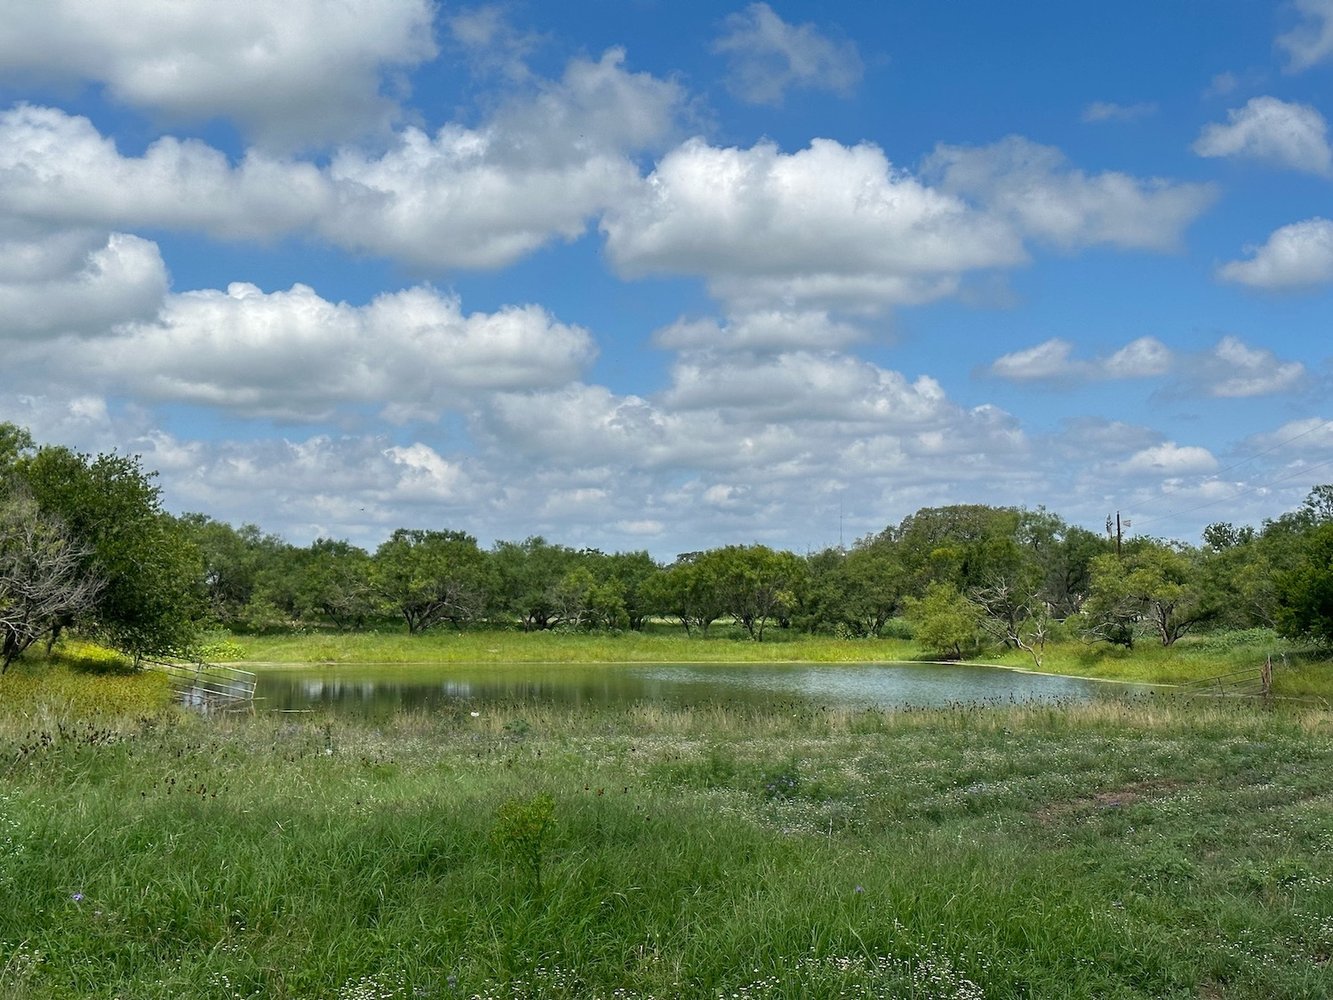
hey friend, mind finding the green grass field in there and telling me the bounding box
[2,693,1333,998]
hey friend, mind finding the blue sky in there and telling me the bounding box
[2,0,1331,557]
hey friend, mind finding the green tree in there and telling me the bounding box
[490,537,580,630]
[904,581,983,659]
[291,539,374,630]
[373,529,491,633]
[17,444,202,659]
[1275,522,1333,645]
[641,554,728,636]
[1086,543,1211,648]
[697,544,805,641]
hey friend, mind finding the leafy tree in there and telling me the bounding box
[890,505,1029,595]
[373,529,491,633]
[17,444,202,659]
[179,515,292,626]
[0,424,34,471]
[599,550,659,630]
[1086,543,1211,648]
[904,581,982,659]
[1275,522,1333,645]
[642,554,728,636]
[291,539,375,630]
[789,540,906,639]
[697,544,805,641]
[490,537,580,630]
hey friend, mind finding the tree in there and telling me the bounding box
[1275,522,1333,645]
[490,537,580,630]
[0,488,102,671]
[698,544,805,641]
[797,541,907,637]
[641,554,728,636]
[1085,544,1211,648]
[179,515,291,627]
[904,581,982,659]
[291,539,374,630]
[373,529,491,633]
[599,550,659,631]
[17,444,202,659]
[971,580,1052,668]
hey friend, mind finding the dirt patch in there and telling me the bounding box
[1032,778,1188,826]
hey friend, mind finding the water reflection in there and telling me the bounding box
[254,662,1141,718]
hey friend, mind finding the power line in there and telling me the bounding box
[1132,450,1333,532]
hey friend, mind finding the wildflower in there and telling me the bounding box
[71,892,84,902]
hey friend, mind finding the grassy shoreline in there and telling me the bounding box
[218,626,1332,698]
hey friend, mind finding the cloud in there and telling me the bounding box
[1218,217,1333,289]
[1113,442,1219,478]
[0,0,437,149]
[1081,101,1157,123]
[1188,336,1306,398]
[712,3,862,105]
[0,230,167,338]
[1104,337,1174,378]
[476,352,1026,493]
[1193,97,1332,176]
[987,336,1171,383]
[62,282,596,421]
[1278,0,1333,72]
[447,6,542,81]
[324,49,685,268]
[988,334,1299,398]
[1245,416,1333,454]
[602,136,1024,311]
[0,51,684,270]
[653,309,865,352]
[927,136,1217,252]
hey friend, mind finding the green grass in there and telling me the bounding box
[224,624,925,666]
[2,696,1333,997]
[0,643,171,720]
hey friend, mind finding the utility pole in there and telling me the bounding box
[1106,511,1123,557]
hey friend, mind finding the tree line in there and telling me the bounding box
[3,421,1332,669]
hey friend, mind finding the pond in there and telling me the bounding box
[251,661,1147,718]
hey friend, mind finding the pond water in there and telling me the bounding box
[252,661,1146,718]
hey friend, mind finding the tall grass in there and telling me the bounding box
[1,696,1331,997]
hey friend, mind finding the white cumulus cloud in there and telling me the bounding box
[988,336,1172,383]
[66,282,596,421]
[1191,336,1306,398]
[0,230,167,338]
[602,137,1024,311]
[0,0,437,148]
[1218,217,1333,289]
[653,309,865,352]
[0,50,684,271]
[1193,97,1332,176]
[927,136,1217,252]
[1115,442,1219,478]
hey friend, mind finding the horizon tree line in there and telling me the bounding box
[3,422,1332,668]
